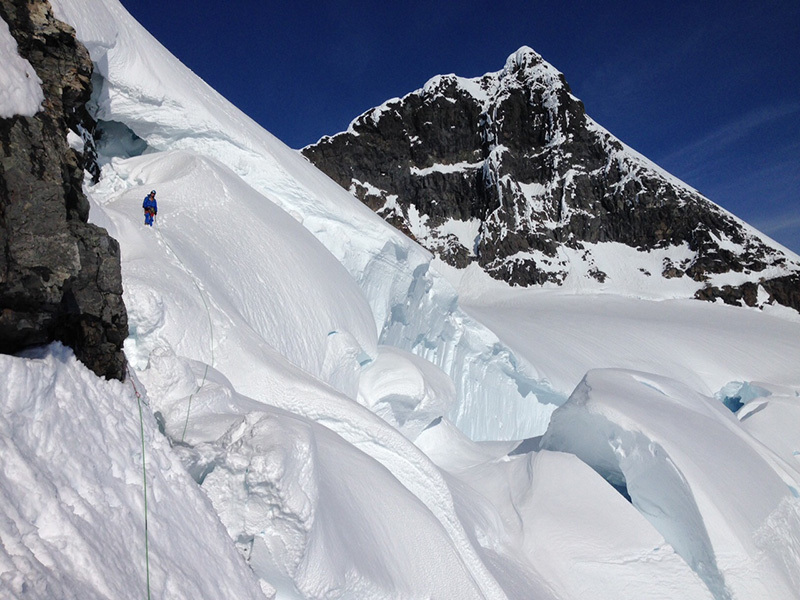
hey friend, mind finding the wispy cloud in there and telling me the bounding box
[751,210,800,255]
[575,21,718,114]
[753,212,800,236]
[657,103,800,168]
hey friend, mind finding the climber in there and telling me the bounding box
[143,190,158,226]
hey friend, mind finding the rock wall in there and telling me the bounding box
[0,0,127,380]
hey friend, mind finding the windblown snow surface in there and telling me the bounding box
[2,1,800,599]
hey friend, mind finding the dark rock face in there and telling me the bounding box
[304,47,800,312]
[0,0,127,379]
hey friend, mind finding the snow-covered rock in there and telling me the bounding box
[0,13,43,117]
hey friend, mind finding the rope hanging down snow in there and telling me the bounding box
[153,225,215,442]
[126,366,152,600]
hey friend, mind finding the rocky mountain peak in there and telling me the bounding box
[303,47,800,313]
[500,46,560,87]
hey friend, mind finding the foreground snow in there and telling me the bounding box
[0,345,267,599]
[1,1,799,599]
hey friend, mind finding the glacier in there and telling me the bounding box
[1,0,800,599]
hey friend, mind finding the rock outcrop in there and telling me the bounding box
[0,0,127,380]
[303,47,800,312]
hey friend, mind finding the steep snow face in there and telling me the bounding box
[415,419,714,600]
[0,15,44,118]
[89,150,377,399]
[303,47,800,312]
[83,148,519,598]
[51,0,561,441]
[541,369,800,600]
[0,345,267,600]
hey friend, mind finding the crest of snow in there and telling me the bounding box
[0,15,44,118]
[357,345,456,439]
[503,46,544,71]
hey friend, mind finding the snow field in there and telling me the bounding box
[86,149,510,598]
[1,1,796,598]
[54,0,558,443]
[450,261,800,397]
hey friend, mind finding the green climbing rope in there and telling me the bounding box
[153,227,215,442]
[128,367,152,600]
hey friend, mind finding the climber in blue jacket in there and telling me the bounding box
[143,190,157,226]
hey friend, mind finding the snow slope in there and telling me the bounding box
[86,149,510,599]
[2,1,800,599]
[50,0,560,443]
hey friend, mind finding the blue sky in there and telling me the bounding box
[120,1,800,254]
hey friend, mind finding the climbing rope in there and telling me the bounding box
[126,365,152,600]
[153,223,215,442]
